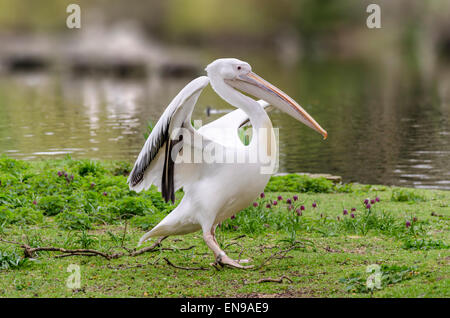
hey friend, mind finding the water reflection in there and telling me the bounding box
[0,57,449,190]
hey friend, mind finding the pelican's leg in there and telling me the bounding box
[210,225,250,264]
[203,228,253,269]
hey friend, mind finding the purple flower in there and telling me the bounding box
[413,217,418,222]
[351,208,356,212]
[253,202,258,207]
[296,208,302,216]
[406,221,411,228]
[70,175,74,181]
[277,195,283,201]
[351,213,355,218]
[103,192,108,196]
[312,202,317,208]
[293,195,298,201]
[286,198,292,205]
[260,192,265,199]
[370,199,375,205]
[343,209,348,215]
[32,200,37,205]
[300,205,305,211]
[266,203,271,209]
[376,197,380,202]
[231,215,235,220]
[90,182,96,188]
[57,171,63,177]
[64,172,68,177]
[288,204,293,211]
[364,199,369,205]
[233,225,239,230]
[366,204,371,209]
[273,200,278,206]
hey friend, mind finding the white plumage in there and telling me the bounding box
[128,58,327,268]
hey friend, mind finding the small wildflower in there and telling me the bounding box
[286,198,292,205]
[233,225,239,230]
[90,182,95,188]
[102,192,108,196]
[64,172,68,177]
[375,197,380,202]
[300,205,305,211]
[70,175,74,181]
[406,221,411,228]
[231,215,235,220]
[288,204,293,211]
[413,217,418,222]
[351,208,356,212]
[266,203,271,209]
[370,199,375,204]
[337,216,341,221]
[260,192,265,199]
[273,200,278,206]
[312,202,317,208]
[364,198,369,205]
[351,213,355,218]
[57,171,63,177]
[32,200,37,205]
[253,202,258,207]
[293,195,298,201]
[343,209,348,215]
[296,208,302,216]
[366,204,371,209]
[320,213,323,218]
[277,195,283,201]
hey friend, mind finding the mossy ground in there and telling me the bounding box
[0,157,449,297]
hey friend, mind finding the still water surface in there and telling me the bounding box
[0,57,449,189]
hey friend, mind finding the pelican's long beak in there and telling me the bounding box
[226,72,327,139]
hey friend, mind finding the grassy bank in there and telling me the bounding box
[0,157,449,297]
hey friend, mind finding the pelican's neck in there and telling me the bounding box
[209,75,272,133]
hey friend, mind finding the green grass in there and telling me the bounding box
[0,156,449,298]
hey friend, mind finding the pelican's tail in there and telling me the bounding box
[137,231,154,247]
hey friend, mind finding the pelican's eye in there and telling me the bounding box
[237,66,241,70]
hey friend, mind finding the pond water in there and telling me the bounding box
[0,56,449,189]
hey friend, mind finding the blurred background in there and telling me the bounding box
[0,0,449,189]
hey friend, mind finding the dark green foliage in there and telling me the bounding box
[109,196,153,219]
[403,238,448,250]
[265,174,337,193]
[38,196,65,216]
[391,189,426,203]
[75,160,105,177]
[110,161,132,176]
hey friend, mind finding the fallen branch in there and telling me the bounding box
[1,236,194,260]
[256,275,293,284]
[163,257,209,271]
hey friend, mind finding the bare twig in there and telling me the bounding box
[257,242,304,270]
[256,275,293,284]
[163,257,209,271]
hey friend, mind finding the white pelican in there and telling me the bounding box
[128,58,327,268]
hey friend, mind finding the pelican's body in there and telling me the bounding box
[128,58,327,268]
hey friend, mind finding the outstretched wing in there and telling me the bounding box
[198,100,273,147]
[128,76,210,202]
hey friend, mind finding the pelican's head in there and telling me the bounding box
[206,58,327,139]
